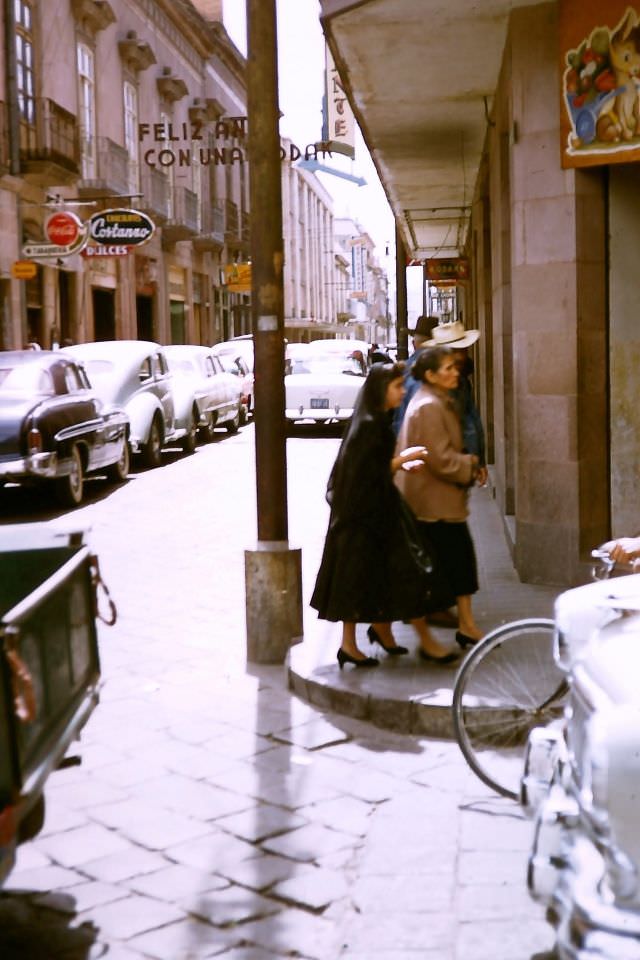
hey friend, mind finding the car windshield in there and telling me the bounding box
[167,356,197,376]
[75,359,122,401]
[289,356,365,377]
[0,363,53,395]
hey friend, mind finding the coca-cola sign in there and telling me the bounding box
[45,211,83,246]
[87,208,155,247]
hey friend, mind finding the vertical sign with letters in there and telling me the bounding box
[325,45,356,159]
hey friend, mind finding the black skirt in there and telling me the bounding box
[417,520,478,598]
[311,493,434,623]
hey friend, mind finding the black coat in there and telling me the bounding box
[311,370,432,623]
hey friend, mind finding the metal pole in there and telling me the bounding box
[422,260,427,316]
[395,224,408,360]
[245,0,302,663]
[247,0,286,542]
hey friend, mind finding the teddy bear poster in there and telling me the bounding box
[560,3,640,167]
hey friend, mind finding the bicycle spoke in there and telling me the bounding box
[452,620,566,799]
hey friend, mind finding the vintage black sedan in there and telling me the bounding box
[0,350,129,507]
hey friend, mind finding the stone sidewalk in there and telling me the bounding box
[289,484,559,736]
[1,432,558,960]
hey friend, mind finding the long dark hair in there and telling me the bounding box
[326,361,404,506]
[353,361,405,419]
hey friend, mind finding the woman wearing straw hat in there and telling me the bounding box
[425,321,487,487]
[395,345,483,649]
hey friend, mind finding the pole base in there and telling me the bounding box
[245,543,303,663]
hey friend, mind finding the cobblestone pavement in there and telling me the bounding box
[1,424,556,959]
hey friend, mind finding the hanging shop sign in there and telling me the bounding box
[223,262,252,293]
[425,258,469,284]
[22,237,87,258]
[87,209,155,247]
[560,2,640,167]
[11,260,38,280]
[45,210,83,247]
[323,45,356,159]
[81,244,130,258]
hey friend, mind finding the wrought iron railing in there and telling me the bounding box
[78,136,130,195]
[19,98,79,172]
[225,198,239,240]
[139,167,170,220]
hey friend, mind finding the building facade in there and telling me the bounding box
[0,0,259,351]
[321,0,640,587]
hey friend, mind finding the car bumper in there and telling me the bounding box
[285,407,353,421]
[0,452,58,480]
[547,835,640,960]
[524,735,640,960]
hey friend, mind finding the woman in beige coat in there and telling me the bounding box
[395,346,482,648]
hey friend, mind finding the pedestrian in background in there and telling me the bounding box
[395,346,483,650]
[311,362,459,668]
[392,315,439,435]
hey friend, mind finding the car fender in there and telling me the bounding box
[124,392,165,448]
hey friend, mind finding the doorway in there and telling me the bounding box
[92,288,116,341]
[136,294,153,341]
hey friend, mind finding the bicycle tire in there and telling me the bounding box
[452,618,566,800]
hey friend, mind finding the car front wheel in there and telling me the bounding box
[226,408,241,434]
[141,416,163,469]
[199,412,216,443]
[106,438,130,484]
[54,444,84,507]
[182,409,198,454]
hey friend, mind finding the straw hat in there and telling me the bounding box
[426,320,480,349]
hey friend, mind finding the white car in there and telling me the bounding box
[64,340,195,466]
[163,345,243,440]
[522,572,640,959]
[212,338,254,417]
[284,344,366,423]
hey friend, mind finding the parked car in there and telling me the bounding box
[64,340,194,466]
[212,338,254,417]
[521,572,640,959]
[163,345,244,440]
[284,343,366,423]
[213,335,254,370]
[211,349,252,423]
[0,350,129,506]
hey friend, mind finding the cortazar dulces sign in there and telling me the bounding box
[88,209,155,246]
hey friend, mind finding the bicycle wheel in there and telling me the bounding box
[452,618,567,800]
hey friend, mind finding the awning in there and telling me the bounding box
[320,0,531,258]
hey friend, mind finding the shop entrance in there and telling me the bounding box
[93,288,116,341]
[136,294,153,341]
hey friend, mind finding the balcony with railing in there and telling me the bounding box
[139,167,170,222]
[241,210,251,248]
[163,185,199,243]
[192,200,225,251]
[225,198,239,242]
[77,136,130,197]
[19,98,79,184]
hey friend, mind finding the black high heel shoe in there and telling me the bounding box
[367,625,408,656]
[456,631,481,650]
[418,648,460,665]
[337,648,379,670]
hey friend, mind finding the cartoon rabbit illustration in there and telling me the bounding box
[596,8,640,142]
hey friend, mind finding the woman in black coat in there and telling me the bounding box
[310,362,459,668]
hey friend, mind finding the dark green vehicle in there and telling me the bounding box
[0,525,114,885]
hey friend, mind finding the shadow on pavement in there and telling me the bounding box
[0,891,100,960]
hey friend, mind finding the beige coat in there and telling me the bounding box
[395,383,475,521]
